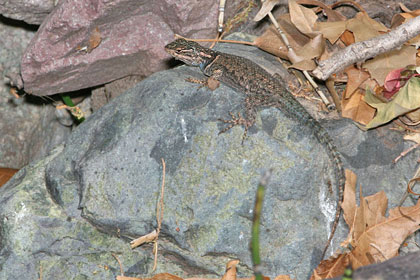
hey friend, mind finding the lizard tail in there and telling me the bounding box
[314,124,345,260]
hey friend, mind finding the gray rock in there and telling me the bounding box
[0,0,54,25]
[1,40,418,279]
[21,0,219,96]
[0,17,70,169]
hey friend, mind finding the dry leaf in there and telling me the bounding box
[76,27,102,53]
[312,170,420,279]
[117,277,143,280]
[288,34,324,70]
[341,88,376,125]
[314,21,346,44]
[311,253,349,280]
[254,14,310,59]
[341,170,357,247]
[0,168,18,187]
[391,10,420,48]
[350,195,420,266]
[88,27,102,52]
[346,12,388,42]
[404,107,420,123]
[297,0,346,22]
[363,45,417,86]
[254,0,284,22]
[343,66,370,99]
[222,260,239,280]
[339,30,355,46]
[364,77,420,129]
[289,0,319,38]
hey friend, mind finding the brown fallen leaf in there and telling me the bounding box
[288,34,325,70]
[339,30,355,46]
[363,45,417,86]
[314,21,346,44]
[310,253,349,280]
[254,0,284,22]
[312,170,420,279]
[341,88,375,125]
[222,260,240,280]
[76,26,102,53]
[254,14,310,60]
[346,12,389,42]
[297,0,346,22]
[289,0,319,38]
[0,167,18,187]
[343,66,370,99]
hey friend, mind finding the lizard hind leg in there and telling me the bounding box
[218,96,258,143]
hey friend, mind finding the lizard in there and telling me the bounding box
[165,38,345,259]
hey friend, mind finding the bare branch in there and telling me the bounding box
[313,16,420,81]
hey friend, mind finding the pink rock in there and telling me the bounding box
[21,0,218,96]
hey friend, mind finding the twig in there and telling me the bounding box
[399,165,420,207]
[393,118,420,133]
[393,142,420,164]
[326,78,342,112]
[313,16,420,80]
[112,253,124,276]
[153,158,166,271]
[261,0,334,109]
[217,0,226,32]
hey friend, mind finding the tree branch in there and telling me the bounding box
[312,16,420,81]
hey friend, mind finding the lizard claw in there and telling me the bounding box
[218,112,251,143]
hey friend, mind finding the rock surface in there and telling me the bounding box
[0,0,54,25]
[0,17,70,169]
[20,0,219,96]
[1,39,419,279]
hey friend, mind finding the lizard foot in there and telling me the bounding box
[185,77,220,91]
[218,112,252,144]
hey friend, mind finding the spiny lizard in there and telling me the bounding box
[165,38,345,259]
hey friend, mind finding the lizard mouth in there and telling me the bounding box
[165,49,198,66]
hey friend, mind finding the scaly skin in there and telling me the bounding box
[165,38,344,259]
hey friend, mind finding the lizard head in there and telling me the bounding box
[165,38,215,67]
